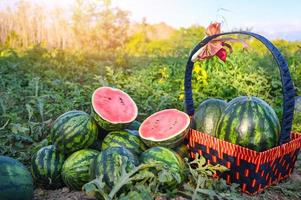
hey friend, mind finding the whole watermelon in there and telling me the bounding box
[0,156,33,200]
[90,147,139,188]
[293,96,301,132]
[194,98,227,136]
[31,145,65,188]
[51,110,98,154]
[101,130,146,155]
[62,149,99,190]
[216,96,280,151]
[140,147,186,188]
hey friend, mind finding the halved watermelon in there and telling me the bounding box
[92,87,138,131]
[139,109,190,148]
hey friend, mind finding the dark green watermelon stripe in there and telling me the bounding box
[109,153,116,184]
[142,156,177,169]
[52,112,87,134]
[38,148,47,176]
[62,120,88,141]
[31,156,40,180]
[65,124,95,150]
[46,148,53,179]
[56,119,95,152]
[102,151,109,182]
[252,103,265,151]
[101,131,145,155]
[235,102,248,144]
[104,132,134,143]
[104,138,138,150]
[71,154,96,167]
[262,106,278,148]
[52,152,59,179]
[141,150,178,168]
[224,105,240,141]
[239,102,254,148]
[59,118,89,142]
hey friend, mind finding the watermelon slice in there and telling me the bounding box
[139,109,190,148]
[92,87,138,131]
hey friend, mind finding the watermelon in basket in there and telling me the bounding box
[184,24,301,194]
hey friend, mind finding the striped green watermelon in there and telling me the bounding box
[0,156,33,200]
[139,109,190,148]
[51,110,98,154]
[31,145,65,188]
[140,147,186,188]
[194,98,227,136]
[61,149,99,190]
[293,96,301,132]
[90,147,139,188]
[92,87,138,131]
[216,96,280,151]
[101,131,147,155]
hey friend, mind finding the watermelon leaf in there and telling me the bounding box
[84,157,163,200]
[178,154,242,200]
[82,175,110,200]
[108,158,161,199]
[158,169,174,184]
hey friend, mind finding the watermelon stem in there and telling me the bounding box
[83,175,110,200]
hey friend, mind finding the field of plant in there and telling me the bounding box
[1,1,301,199]
[1,38,301,199]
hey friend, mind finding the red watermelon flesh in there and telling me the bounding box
[92,87,138,123]
[139,109,190,141]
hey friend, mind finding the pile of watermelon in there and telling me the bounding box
[28,86,189,195]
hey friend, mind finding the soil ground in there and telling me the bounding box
[33,172,301,200]
[34,156,301,200]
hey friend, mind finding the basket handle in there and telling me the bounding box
[184,31,295,145]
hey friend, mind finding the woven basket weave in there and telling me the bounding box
[184,31,301,194]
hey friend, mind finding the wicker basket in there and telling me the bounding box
[184,31,301,194]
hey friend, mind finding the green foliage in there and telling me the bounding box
[176,155,242,200]
[83,154,243,200]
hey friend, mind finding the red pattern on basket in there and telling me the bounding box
[189,129,301,164]
[188,129,301,194]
